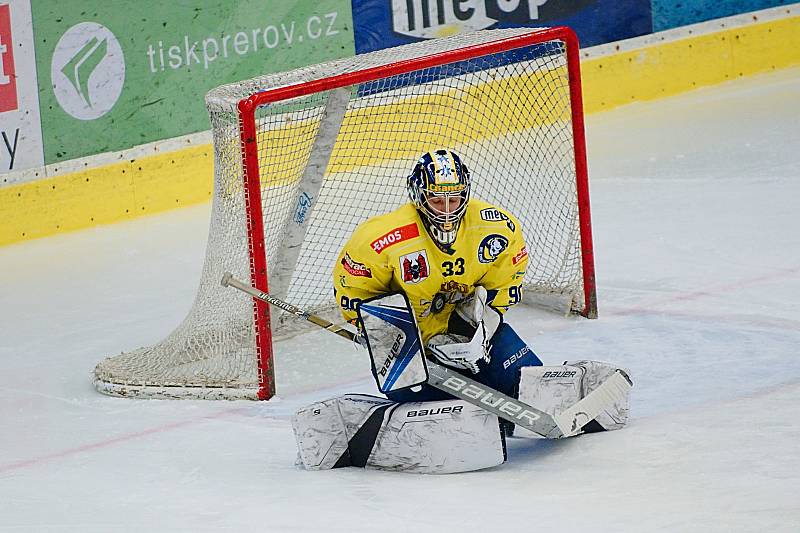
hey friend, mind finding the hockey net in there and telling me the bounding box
[93,27,596,400]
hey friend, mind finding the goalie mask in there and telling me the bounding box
[407,150,471,248]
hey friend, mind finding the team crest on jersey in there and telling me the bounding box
[480,208,515,232]
[425,293,448,315]
[400,250,429,284]
[371,223,419,254]
[341,253,372,278]
[440,279,469,295]
[419,280,470,317]
[478,234,508,263]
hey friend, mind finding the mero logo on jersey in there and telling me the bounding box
[478,234,508,263]
[480,208,515,232]
[51,22,125,120]
[400,250,429,284]
[0,5,19,113]
[371,223,419,254]
[341,253,372,278]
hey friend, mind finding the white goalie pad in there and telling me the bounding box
[292,394,392,470]
[518,360,632,437]
[292,394,505,474]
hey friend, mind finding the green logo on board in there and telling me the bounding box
[51,22,125,120]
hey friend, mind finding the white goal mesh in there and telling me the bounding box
[93,27,595,400]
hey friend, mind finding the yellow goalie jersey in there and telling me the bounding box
[333,198,529,342]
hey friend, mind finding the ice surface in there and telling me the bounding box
[1,67,799,532]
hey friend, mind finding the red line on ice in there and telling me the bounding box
[0,408,242,474]
[609,265,800,316]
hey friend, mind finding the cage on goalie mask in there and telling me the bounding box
[407,149,471,247]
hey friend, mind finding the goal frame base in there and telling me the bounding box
[92,378,260,401]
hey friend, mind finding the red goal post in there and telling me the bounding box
[93,26,596,401]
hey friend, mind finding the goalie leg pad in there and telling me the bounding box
[292,395,506,474]
[518,360,631,436]
[292,394,393,470]
[368,400,506,474]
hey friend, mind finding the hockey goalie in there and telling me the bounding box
[291,150,632,474]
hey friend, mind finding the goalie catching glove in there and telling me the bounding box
[425,286,501,374]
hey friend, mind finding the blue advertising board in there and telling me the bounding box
[652,0,791,31]
[352,0,653,54]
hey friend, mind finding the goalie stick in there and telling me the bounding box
[221,272,355,339]
[221,272,629,438]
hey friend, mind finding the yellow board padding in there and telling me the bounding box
[254,68,570,184]
[0,145,213,246]
[328,68,569,175]
[581,15,800,112]
[1,14,798,246]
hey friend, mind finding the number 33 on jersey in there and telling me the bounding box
[333,198,529,342]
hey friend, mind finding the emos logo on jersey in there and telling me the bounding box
[371,223,419,254]
[51,22,125,120]
[0,4,18,113]
[478,234,508,263]
[400,250,429,284]
[341,253,372,278]
[512,246,528,265]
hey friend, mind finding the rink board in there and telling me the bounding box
[0,8,798,246]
